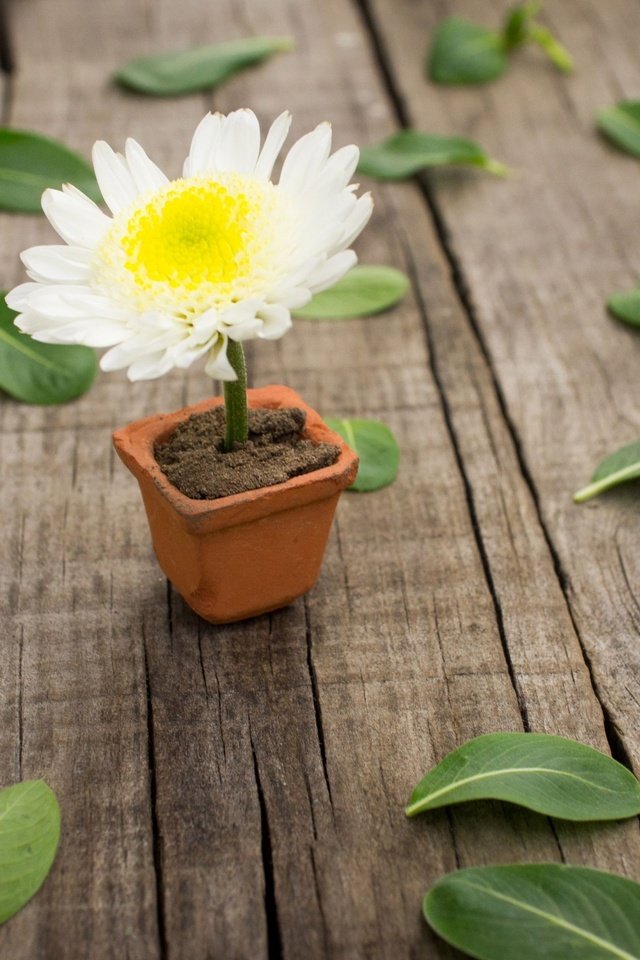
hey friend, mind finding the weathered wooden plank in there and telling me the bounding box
[0,0,211,957]
[1,1,638,959]
[362,0,640,772]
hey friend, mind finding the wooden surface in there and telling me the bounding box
[1,0,639,957]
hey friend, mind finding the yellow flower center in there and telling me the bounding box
[121,180,252,290]
[92,174,290,320]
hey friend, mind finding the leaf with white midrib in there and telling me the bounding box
[406,732,640,821]
[424,865,640,960]
[458,880,636,960]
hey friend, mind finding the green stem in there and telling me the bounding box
[223,340,248,451]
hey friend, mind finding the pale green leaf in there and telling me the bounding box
[573,440,640,503]
[114,36,294,96]
[406,732,640,820]
[0,780,60,925]
[424,864,640,960]
[608,288,640,327]
[427,18,507,85]
[357,130,509,180]
[0,129,100,213]
[598,101,640,159]
[293,266,408,320]
[325,418,399,492]
[0,293,97,405]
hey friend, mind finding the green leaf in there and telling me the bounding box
[0,129,100,213]
[114,36,294,97]
[597,101,640,159]
[406,732,640,821]
[427,17,507,85]
[0,294,97,405]
[527,23,574,73]
[573,440,640,503]
[357,130,509,180]
[503,2,540,49]
[424,864,640,960]
[608,288,640,327]
[0,780,61,925]
[293,266,409,320]
[325,418,399,492]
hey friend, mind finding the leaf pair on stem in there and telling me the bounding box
[428,2,573,86]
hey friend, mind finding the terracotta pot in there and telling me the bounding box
[113,385,358,624]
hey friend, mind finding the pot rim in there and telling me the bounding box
[112,384,359,532]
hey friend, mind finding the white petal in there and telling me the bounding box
[335,193,373,251]
[185,113,222,177]
[215,110,261,175]
[256,304,292,340]
[279,122,332,193]
[127,353,176,381]
[42,187,111,248]
[219,298,263,327]
[324,144,360,184]
[307,250,357,293]
[254,111,292,180]
[6,282,42,311]
[13,284,128,320]
[21,245,92,284]
[45,319,128,347]
[190,307,222,340]
[225,318,264,342]
[16,311,127,347]
[92,141,137,214]
[170,341,212,369]
[100,327,178,370]
[205,335,236,381]
[125,139,169,193]
[274,286,312,310]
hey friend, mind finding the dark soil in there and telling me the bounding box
[155,406,340,500]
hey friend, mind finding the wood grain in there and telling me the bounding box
[0,0,638,957]
[362,0,640,763]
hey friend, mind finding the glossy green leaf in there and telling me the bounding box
[0,780,61,925]
[573,440,640,503]
[0,129,100,213]
[0,294,97,405]
[424,864,640,960]
[598,101,640,158]
[406,732,640,820]
[358,130,508,180]
[428,18,507,85]
[608,288,640,327]
[114,36,294,96]
[293,266,409,320]
[325,418,399,492]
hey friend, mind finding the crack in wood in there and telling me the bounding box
[309,846,330,956]
[0,0,14,74]
[303,595,335,809]
[249,726,284,960]
[445,809,461,870]
[547,818,567,864]
[142,631,168,960]
[17,624,23,779]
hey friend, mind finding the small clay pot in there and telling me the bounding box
[113,385,358,624]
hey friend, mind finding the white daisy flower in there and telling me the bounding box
[7,109,373,381]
